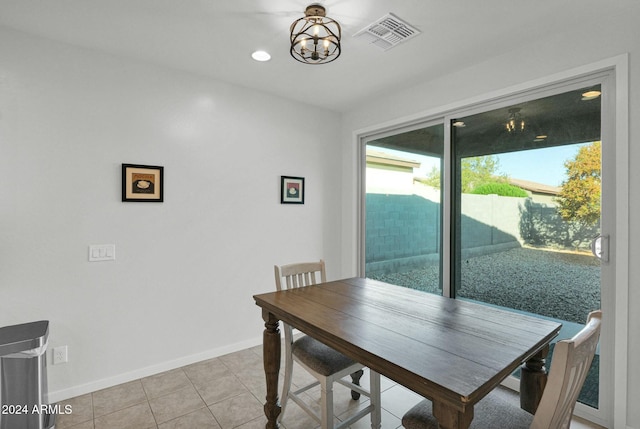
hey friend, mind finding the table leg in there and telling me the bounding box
[520,344,549,414]
[432,401,473,429]
[262,309,281,429]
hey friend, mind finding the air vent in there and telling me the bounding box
[353,13,421,50]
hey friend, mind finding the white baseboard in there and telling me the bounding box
[47,335,263,404]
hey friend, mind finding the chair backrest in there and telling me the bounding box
[274,260,327,345]
[274,260,326,292]
[530,310,602,429]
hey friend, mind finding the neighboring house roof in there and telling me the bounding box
[508,178,561,195]
[366,149,421,169]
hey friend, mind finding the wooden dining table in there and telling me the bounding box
[253,277,562,429]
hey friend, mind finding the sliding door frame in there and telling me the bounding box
[443,73,612,424]
[355,54,628,428]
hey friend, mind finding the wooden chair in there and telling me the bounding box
[275,260,381,429]
[402,310,602,429]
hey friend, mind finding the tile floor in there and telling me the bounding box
[55,343,605,429]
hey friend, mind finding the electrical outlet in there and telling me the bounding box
[52,346,68,365]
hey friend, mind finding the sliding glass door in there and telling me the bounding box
[364,123,444,294]
[451,85,603,409]
[361,75,615,422]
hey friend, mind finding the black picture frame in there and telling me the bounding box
[122,164,164,202]
[280,176,304,204]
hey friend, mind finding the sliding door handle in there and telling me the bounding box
[591,234,609,263]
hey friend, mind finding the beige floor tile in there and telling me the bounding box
[234,415,268,429]
[157,408,221,429]
[231,366,275,400]
[341,402,400,429]
[148,385,206,424]
[356,371,396,394]
[183,357,228,384]
[56,393,93,428]
[218,348,263,374]
[208,392,264,429]
[142,368,192,399]
[62,421,95,429]
[54,343,606,429]
[329,382,370,416]
[290,361,320,389]
[192,371,249,405]
[246,344,263,356]
[379,384,423,419]
[280,382,370,428]
[93,402,156,429]
[338,409,402,429]
[92,380,147,417]
[278,398,321,429]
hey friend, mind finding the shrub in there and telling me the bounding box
[470,182,528,197]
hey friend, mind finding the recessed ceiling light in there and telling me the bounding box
[581,90,601,100]
[535,135,548,139]
[251,50,271,62]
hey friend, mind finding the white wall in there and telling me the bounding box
[341,5,639,429]
[0,26,342,401]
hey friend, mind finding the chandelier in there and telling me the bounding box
[290,4,341,64]
[506,107,525,132]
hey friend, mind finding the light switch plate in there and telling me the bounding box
[89,244,116,262]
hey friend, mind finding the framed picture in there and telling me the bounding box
[122,164,164,202]
[281,176,304,204]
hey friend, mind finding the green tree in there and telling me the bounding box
[460,156,505,192]
[556,141,601,226]
[471,182,528,197]
[418,165,443,188]
[418,155,505,193]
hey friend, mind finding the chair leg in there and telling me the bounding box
[369,370,381,429]
[350,369,364,400]
[278,351,294,424]
[320,377,333,429]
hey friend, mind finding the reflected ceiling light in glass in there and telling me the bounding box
[506,107,525,132]
[581,90,601,100]
[290,4,341,64]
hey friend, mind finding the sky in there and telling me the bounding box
[495,144,588,187]
[375,143,590,187]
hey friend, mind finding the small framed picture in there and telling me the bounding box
[281,176,304,204]
[122,164,164,202]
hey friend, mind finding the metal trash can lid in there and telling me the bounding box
[0,321,49,357]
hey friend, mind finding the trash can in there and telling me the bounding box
[0,320,55,429]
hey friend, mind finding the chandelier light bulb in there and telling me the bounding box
[506,107,525,133]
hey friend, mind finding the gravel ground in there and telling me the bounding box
[368,247,600,324]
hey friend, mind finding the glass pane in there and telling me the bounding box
[364,124,444,295]
[452,86,602,408]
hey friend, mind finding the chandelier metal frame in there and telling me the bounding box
[290,4,341,64]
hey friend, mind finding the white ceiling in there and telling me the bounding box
[0,0,621,112]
